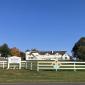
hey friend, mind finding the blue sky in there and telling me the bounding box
[0,0,85,54]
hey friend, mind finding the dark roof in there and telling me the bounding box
[53,51,66,55]
[28,50,66,55]
[39,51,52,55]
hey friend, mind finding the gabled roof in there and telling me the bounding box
[53,51,66,55]
[27,50,66,55]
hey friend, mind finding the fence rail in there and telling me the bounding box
[37,60,85,71]
[0,60,85,71]
[0,61,27,69]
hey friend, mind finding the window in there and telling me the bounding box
[65,57,67,60]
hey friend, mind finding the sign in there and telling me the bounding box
[7,56,21,69]
[8,56,21,64]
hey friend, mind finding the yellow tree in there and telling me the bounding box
[10,47,20,57]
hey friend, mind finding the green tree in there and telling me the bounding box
[72,37,85,61]
[0,43,10,57]
[20,51,25,60]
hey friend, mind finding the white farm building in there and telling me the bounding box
[25,50,70,60]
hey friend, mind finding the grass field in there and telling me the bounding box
[0,69,85,83]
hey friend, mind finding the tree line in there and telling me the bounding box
[0,37,85,61]
[0,43,25,60]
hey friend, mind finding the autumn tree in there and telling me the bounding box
[10,47,20,57]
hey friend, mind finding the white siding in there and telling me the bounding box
[25,52,70,60]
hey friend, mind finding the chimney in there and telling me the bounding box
[52,51,53,54]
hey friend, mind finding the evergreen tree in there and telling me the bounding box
[72,37,85,61]
[0,43,10,57]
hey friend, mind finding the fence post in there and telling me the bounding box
[56,58,58,71]
[7,62,9,69]
[37,61,39,71]
[25,61,27,69]
[74,62,76,71]
[30,62,32,70]
[19,62,21,69]
[3,61,4,69]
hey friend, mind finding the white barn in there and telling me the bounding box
[25,50,70,60]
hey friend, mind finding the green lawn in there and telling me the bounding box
[0,69,85,83]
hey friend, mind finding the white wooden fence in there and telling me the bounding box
[0,60,85,71]
[0,60,34,70]
[37,60,85,71]
[37,60,55,71]
[0,61,7,69]
[0,61,27,69]
[58,61,85,71]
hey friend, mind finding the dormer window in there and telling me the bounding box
[55,53,59,56]
[45,53,49,56]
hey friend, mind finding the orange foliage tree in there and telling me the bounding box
[10,47,20,57]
